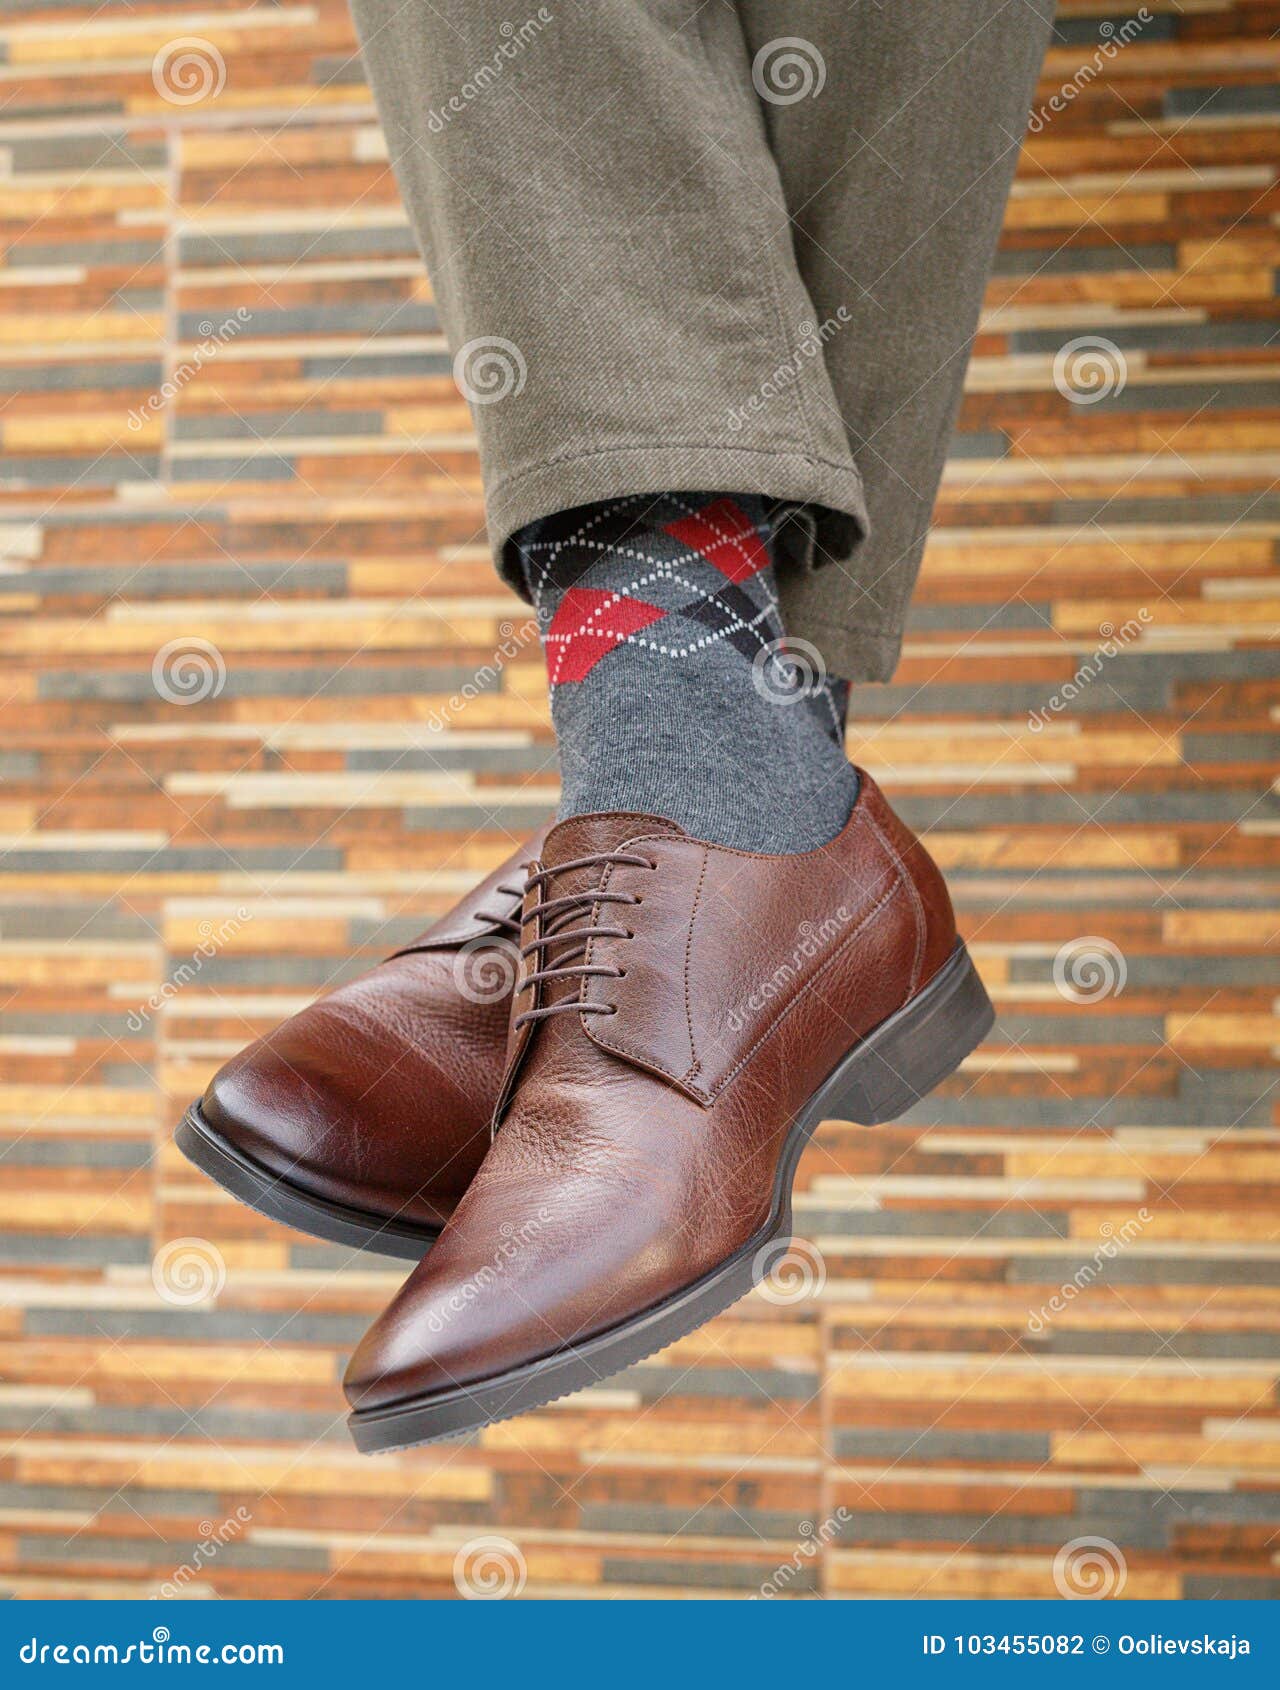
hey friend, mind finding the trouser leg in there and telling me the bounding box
[350,0,868,608]
[736,0,1056,680]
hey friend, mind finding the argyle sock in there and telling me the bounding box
[514,492,859,854]
[826,678,852,748]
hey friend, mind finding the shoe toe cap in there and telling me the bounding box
[343,1170,706,1416]
[343,1268,520,1412]
[200,1028,341,1177]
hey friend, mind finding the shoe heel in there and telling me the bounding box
[818,943,994,1127]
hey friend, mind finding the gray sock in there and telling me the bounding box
[514,492,858,854]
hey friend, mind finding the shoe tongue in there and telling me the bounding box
[531,812,686,1010]
[540,810,686,870]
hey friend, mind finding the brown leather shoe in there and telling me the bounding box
[344,772,993,1449]
[175,828,549,1260]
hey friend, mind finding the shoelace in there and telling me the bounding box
[472,882,525,940]
[513,851,657,1031]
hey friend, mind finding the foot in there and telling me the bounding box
[344,771,992,1448]
[176,826,549,1259]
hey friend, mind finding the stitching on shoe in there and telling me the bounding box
[704,870,904,1103]
[580,807,903,1107]
[681,847,709,1086]
[581,833,700,1092]
[863,807,927,998]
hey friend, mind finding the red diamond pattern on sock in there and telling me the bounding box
[544,586,667,684]
[663,496,769,583]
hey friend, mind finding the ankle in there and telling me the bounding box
[516,492,858,853]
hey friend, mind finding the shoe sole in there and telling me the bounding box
[348,940,994,1452]
[175,1103,441,1262]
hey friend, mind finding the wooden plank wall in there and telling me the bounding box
[0,0,1277,1600]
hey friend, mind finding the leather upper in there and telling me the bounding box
[200,826,549,1229]
[344,771,957,1408]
